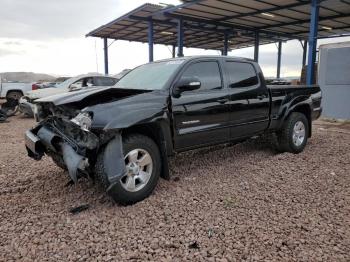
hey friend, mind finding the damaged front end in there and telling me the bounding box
[24,86,170,204]
[25,103,99,183]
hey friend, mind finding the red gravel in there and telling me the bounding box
[0,116,349,261]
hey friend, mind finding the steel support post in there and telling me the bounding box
[302,40,308,67]
[103,38,109,75]
[177,19,184,57]
[172,45,176,58]
[254,31,260,62]
[306,0,320,85]
[223,32,229,56]
[148,20,154,62]
[277,41,282,78]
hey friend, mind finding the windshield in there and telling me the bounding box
[114,60,184,90]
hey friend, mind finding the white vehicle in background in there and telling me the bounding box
[0,77,36,100]
[19,74,119,117]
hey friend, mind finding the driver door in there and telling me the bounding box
[171,60,231,151]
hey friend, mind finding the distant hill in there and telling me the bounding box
[0,72,56,83]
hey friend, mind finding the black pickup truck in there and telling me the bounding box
[25,56,322,205]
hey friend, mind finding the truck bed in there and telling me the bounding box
[267,84,322,131]
[267,84,321,100]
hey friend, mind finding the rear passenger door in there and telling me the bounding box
[224,61,270,138]
[171,60,231,150]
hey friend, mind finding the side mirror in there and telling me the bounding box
[173,77,201,98]
[69,83,81,91]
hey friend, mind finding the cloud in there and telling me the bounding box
[3,41,22,46]
[0,0,349,76]
[0,47,26,57]
[0,0,180,40]
[0,0,112,39]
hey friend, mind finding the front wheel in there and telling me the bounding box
[95,134,161,205]
[276,112,309,154]
[6,91,23,101]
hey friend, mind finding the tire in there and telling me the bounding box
[0,109,7,123]
[2,97,19,117]
[95,134,161,205]
[276,112,309,154]
[6,91,23,101]
[51,154,67,170]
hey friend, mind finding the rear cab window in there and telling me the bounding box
[225,61,259,88]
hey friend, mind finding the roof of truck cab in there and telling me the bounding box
[155,55,255,62]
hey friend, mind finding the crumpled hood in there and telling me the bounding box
[36,86,169,130]
[25,87,68,100]
[36,86,113,105]
[84,90,169,130]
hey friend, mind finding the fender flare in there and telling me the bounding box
[102,110,173,180]
[277,95,312,130]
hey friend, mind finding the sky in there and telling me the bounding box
[0,0,349,78]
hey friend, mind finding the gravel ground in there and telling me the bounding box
[0,115,349,261]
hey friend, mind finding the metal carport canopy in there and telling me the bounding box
[86,3,285,51]
[87,0,350,83]
[171,0,350,40]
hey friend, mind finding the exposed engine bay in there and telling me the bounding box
[29,106,99,182]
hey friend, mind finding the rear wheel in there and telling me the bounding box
[95,134,161,205]
[276,112,309,154]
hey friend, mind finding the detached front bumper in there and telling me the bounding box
[25,123,97,182]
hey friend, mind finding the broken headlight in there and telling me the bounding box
[70,112,92,131]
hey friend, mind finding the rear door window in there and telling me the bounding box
[180,61,222,91]
[225,62,258,88]
[82,77,94,87]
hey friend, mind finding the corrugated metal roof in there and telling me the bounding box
[87,1,350,51]
[176,0,350,39]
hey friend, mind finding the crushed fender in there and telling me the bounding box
[102,133,127,200]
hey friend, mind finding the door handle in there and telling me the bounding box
[218,98,229,104]
[257,94,267,100]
